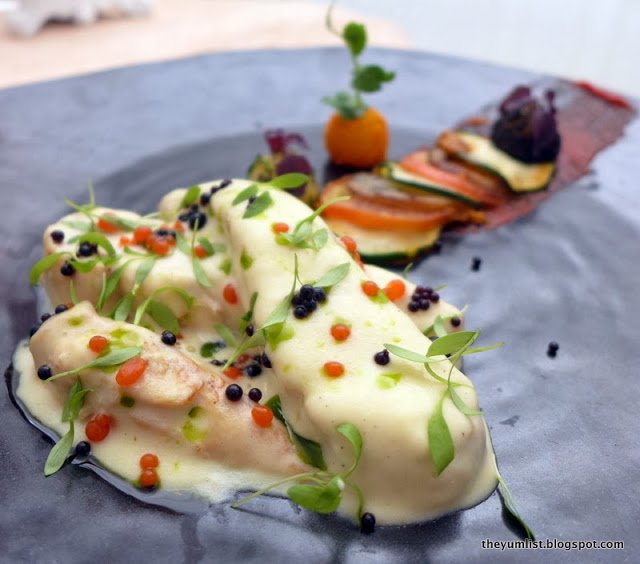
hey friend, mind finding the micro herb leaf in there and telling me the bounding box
[268,173,309,189]
[222,332,266,369]
[192,256,213,287]
[343,22,366,56]
[132,286,193,328]
[262,255,298,331]
[448,384,482,416]
[61,379,88,422]
[336,422,362,477]
[243,191,273,219]
[76,232,116,258]
[423,305,468,336]
[47,346,143,382]
[352,64,395,93]
[402,262,414,277]
[98,214,137,232]
[213,323,239,348]
[175,233,192,255]
[112,292,134,322]
[133,257,156,291]
[239,292,258,334]
[62,220,92,231]
[497,473,536,540]
[322,92,364,120]
[68,279,79,306]
[311,228,329,251]
[266,395,327,470]
[428,392,455,476]
[314,262,350,289]
[433,315,448,338]
[29,252,66,285]
[219,257,232,275]
[68,258,100,273]
[240,249,254,270]
[427,331,479,357]
[44,422,74,476]
[232,184,258,206]
[463,342,505,355]
[97,261,131,312]
[146,300,180,334]
[178,185,201,210]
[384,343,430,364]
[288,476,344,514]
[198,237,224,256]
[280,197,350,249]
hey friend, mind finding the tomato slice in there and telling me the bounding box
[320,177,483,231]
[400,150,510,208]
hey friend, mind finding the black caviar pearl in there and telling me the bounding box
[211,359,226,366]
[253,354,263,364]
[451,316,461,327]
[291,294,301,306]
[374,350,390,366]
[248,195,257,204]
[300,285,315,301]
[74,441,91,458]
[408,302,419,313]
[248,388,262,402]
[199,192,211,206]
[40,313,52,323]
[294,305,308,319]
[60,261,75,277]
[245,324,254,337]
[189,204,199,212]
[50,230,65,244]
[220,179,232,189]
[419,299,431,311]
[225,384,243,401]
[314,288,326,303]
[161,330,177,346]
[305,301,317,313]
[547,341,559,358]
[471,257,482,271]
[429,293,440,303]
[168,230,177,239]
[261,353,272,368]
[156,228,169,237]
[360,512,376,534]
[245,364,262,378]
[77,242,96,257]
[37,364,52,380]
[29,324,41,337]
[54,304,68,314]
[188,212,207,230]
[178,212,191,222]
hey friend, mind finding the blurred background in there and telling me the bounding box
[0,0,638,97]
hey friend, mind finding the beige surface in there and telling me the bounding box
[0,0,410,88]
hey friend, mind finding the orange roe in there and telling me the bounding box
[115,357,148,387]
[361,281,379,297]
[139,468,158,488]
[340,236,357,254]
[223,366,242,379]
[251,405,274,428]
[323,361,345,378]
[119,236,131,247]
[223,283,238,305]
[88,335,109,354]
[149,236,170,256]
[383,279,406,302]
[85,414,111,442]
[272,222,290,234]
[139,453,159,470]
[133,225,152,245]
[97,215,120,233]
[330,324,351,342]
[194,245,208,258]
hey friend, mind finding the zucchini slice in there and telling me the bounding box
[325,217,440,265]
[378,162,484,208]
[443,132,556,193]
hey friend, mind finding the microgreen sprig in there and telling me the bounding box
[232,422,364,519]
[323,2,395,119]
[133,286,194,334]
[44,378,90,476]
[46,346,143,382]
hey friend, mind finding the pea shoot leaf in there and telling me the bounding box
[288,476,344,514]
[343,22,366,56]
[352,64,395,93]
[268,173,309,189]
[44,423,74,477]
[133,257,156,291]
[178,185,201,210]
[192,256,213,287]
[428,393,455,476]
[112,292,134,322]
[61,379,89,423]
[239,292,258,334]
[232,184,258,206]
[314,262,350,289]
[29,252,66,286]
[97,261,130,312]
[243,191,273,219]
[213,323,239,348]
[427,331,479,357]
[146,300,180,334]
[336,422,362,477]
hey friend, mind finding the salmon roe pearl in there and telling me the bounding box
[140,468,158,488]
[324,361,345,378]
[97,216,119,233]
[223,366,242,379]
[150,237,170,256]
[383,279,406,302]
[85,414,111,442]
[119,236,131,247]
[115,357,148,387]
[330,324,351,342]
[251,405,274,428]
[272,222,290,234]
[88,335,109,354]
[341,236,357,254]
[133,225,152,244]
[140,453,159,469]
[361,281,379,297]
[194,245,208,258]
[223,284,239,305]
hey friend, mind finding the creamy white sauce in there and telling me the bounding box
[17,179,498,525]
